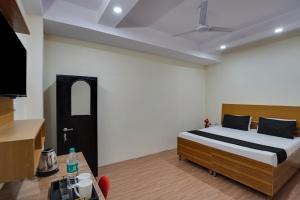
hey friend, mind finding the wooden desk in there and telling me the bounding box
[0,153,104,200]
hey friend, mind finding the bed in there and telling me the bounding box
[177,104,300,198]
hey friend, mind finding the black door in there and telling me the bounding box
[57,75,98,176]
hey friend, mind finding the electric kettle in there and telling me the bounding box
[36,148,59,177]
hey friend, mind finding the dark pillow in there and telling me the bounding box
[257,117,296,139]
[222,114,251,131]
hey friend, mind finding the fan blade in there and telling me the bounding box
[209,26,233,32]
[199,0,208,25]
[173,29,198,37]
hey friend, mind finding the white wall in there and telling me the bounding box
[43,35,206,166]
[15,0,44,119]
[206,36,300,124]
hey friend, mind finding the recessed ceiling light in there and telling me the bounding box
[113,6,123,14]
[274,27,284,34]
[220,45,227,50]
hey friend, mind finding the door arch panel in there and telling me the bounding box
[71,80,91,116]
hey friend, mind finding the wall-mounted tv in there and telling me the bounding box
[0,11,27,98]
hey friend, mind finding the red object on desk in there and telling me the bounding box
[98,176,110,199]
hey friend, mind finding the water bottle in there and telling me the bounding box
[66,147,79,189]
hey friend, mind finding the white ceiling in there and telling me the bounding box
[63,0,102,11]
[23,0,300,65]
[151,0,300,43]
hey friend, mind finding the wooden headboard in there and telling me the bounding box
[222,104,300,137]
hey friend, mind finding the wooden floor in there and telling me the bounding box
[99,149,300,200]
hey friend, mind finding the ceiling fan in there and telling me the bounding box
[174,0,233,37]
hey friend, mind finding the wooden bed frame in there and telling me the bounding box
[177,104,300,198]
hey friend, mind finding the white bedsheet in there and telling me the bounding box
[179,126,300,166]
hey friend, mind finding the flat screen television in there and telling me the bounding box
[0,11,27,97]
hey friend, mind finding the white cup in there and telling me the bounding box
[74,179,93,199]
[77,173,91,182]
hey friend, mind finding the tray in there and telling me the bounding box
[49,178,99,200]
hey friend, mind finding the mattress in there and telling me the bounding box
[179,126,300,166]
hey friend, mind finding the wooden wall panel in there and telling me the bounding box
[0,98,14,127]
[0,0,30,34]
[222,104,300,136]
[0,98,13,115]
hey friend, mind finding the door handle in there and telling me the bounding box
[64,133,67,142]
[63,128,74,132]
[63,128,74,143]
